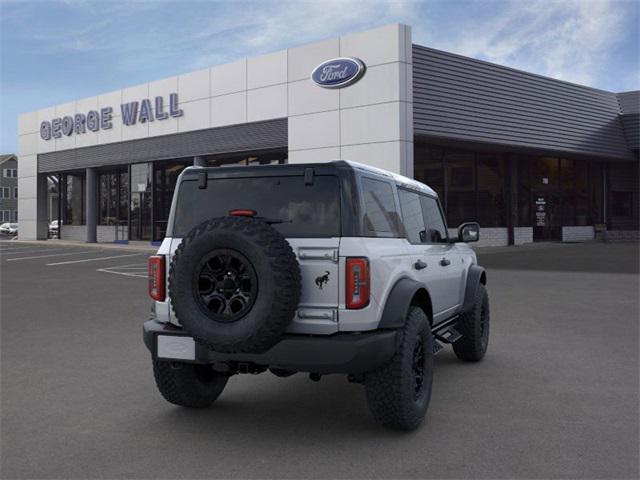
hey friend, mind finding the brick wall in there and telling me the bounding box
[60,225,86,241]
[96,225,128,243]
[514,227,533,245]
[562,226,594,242]
[448,227,508,247]
[604,230,640,242]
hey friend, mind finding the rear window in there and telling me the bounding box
[172,175,341,237]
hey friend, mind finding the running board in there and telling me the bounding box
[431,315,462,354]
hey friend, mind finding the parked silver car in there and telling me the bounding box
[0,223,18,236]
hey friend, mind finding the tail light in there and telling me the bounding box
[346,257,369,309]
[148,255,165,301]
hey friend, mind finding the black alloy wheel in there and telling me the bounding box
[194,249,257,323]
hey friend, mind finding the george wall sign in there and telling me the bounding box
[40,93,184,141]
[311,57,366,89]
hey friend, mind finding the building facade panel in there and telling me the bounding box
[14,23,637,245]
[413,45,632,160]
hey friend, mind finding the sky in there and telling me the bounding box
[1,0,638,153]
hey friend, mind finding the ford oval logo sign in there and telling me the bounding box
[311,57,366,89]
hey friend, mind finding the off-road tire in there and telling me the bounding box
[153,360,228,408]
[453,283,490,362]
[364,306,434,430]
[169,216,301,354]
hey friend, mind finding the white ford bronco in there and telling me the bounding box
[144,161,489,430]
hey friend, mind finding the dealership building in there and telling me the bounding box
[17,24,639,246]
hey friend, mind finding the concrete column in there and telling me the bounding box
[193,156,207,167]
[36,174,49,239]
[85,167,97,243]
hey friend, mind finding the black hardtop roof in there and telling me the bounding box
[181,160,352,179]
[179,160,438,196]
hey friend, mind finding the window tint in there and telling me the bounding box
[420,195,448,243]
[361,177,402,237]
[398,189,427,244]
[172,175,340,238]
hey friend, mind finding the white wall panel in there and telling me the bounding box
[179,68,210,102]
[97,119,123,144]
[247,84,287,122]
[36,107,56,154]
[211,59,246,96]
[76,95,99,113]
[341,103,401,146]
[339,62,401,109]
[288,79,339,116]
[149,76,178,99]
[121,117,149,141]
[178,98,211,132]
[289,110,340,151]
[98,90,122,110]
[340,24,403,67]
[211,92,247,127]
[18,133,38,156]
[122,84,148,104]
[17,154,37,178]
[149,114,179,137]
[248,50,287,89]
[341,141,406,173]
[288,146,340,164]
[18,112,38,135]
[288,38,339,82]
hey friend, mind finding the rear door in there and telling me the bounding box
[167,171,343,333]
[398,189,461,321]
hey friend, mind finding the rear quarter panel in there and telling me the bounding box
[338,237,417,331]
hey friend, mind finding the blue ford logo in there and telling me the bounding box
[311,57,366,89]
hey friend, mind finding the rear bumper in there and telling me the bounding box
[143,319,397,374]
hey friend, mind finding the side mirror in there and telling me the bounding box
[457,222,480,242]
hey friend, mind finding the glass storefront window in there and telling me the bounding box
[574,161,589,226]
[477,154,506,227]
[98,169,128,225]
[414,144,444,201]
[130,163,152,241]
[589,162,604,225]
[62,173,85,225]
[445,151,475,227]
[516,157,532,227]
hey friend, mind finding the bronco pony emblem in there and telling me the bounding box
[315,271,330,290]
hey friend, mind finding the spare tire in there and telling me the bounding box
[169,216,301,353]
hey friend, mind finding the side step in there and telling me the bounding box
[435,327,462,344]
[431,316,462,354]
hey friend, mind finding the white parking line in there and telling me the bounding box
[0,246,50,253]
[46,253,144,266]
[1,248,70,256]
[97,268,148,278]
[6,250,99,262]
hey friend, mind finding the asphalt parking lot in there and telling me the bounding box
[1,240,638,479]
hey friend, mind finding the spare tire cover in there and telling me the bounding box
[169,216,301,353]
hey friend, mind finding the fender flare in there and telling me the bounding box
[461,265,487,313]
[378,277,430,330]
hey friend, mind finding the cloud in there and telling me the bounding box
[414,0,637,89]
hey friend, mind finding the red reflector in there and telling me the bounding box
[229,209,257,217]
[148,255,165,301]
[346,257,369,309]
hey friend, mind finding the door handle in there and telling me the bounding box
[439,257,451,267]
[414,260,427,270]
